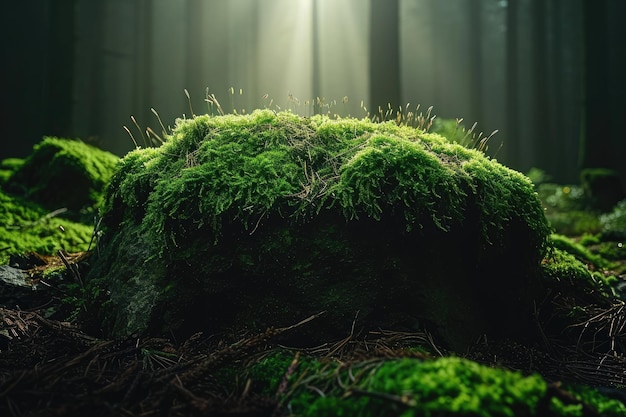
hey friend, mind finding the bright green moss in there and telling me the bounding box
[214,349,625,417]
[286,356,547,417]
[431,117,463,142]
[0,157,24,185]
[0,190,93,264]
[593,242,626,270]
[550,234,611,269]
[537,183,588,213]
[600,199,626,240]
[90,109,552,339]
[545,210,603,236]
[578,233,600,246]
[104,109,549,250]
[548,397,583,416]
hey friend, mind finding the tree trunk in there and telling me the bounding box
[505,0,519,167]
[44,0,76,139]
[580,0,612,171]
[369,0,400,120]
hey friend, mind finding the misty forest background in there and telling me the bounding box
[2,0,625,186]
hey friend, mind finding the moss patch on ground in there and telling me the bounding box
[86,109,551,351]
[0,190,94,265]
[0,137,119,265]
[225,348,626,417]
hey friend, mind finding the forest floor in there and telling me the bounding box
[1,181,626,416]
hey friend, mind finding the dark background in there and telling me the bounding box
[2,0,625,186]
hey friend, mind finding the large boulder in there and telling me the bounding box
[85,110,551,350]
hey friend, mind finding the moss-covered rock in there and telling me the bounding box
[5,137,119,219]
[86,109,551,350]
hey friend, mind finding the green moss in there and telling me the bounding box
[578,233,600,246]
[580,168,626,212]
[104,109,549,251]
[594,242,626,269]
[285,356,547,417]
[526,167,552,186]
[550,234,611,270]
[537,183,587,212]
[89,109,551,339]
[600,199,626,240]
[566,384,626,417]
[0,190,93,264]
[541,247,616,299]
[548,397,583,417]
[5,137,119,219]
[535,183,603,236]
[231,351,625,417]
[0,137,117,265]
